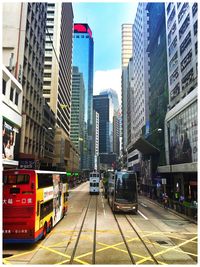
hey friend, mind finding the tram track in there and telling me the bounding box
[113,213,159,264]
[68,194,98,264]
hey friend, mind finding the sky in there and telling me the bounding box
[72,2,138,103]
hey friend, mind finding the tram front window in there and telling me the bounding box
[115,173,137,203]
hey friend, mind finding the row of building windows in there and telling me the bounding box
[2,79,20,106]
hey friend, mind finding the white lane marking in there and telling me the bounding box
[140,202,147,208]
[138,210,148,220]
[101,192,106,216]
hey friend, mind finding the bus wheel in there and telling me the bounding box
[42,222,47,239]
[48,218,53,233]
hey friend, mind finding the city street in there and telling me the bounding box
[3,181,197,265]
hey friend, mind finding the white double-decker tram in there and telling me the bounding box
[89,171,100,194]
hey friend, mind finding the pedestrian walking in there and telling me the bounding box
[163,192,168,209]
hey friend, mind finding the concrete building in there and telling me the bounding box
[73,23,94,170]
[127,3,149,173]
[93,93,114,154]
[121,24,133,161]
[2,65,23,169]
[157,2,198,202]
[70,66,85,169]
[2,3,47,169]
[43,3,79,171]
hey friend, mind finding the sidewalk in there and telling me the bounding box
[141,194,197,224]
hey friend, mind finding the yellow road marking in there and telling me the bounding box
[39,244,89,265]
[2,258,12,265]
[136,235,197,264]
[2,249,38,260]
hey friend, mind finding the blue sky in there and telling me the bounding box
[73,2,137,71]
[72,2,138,100]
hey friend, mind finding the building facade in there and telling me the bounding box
[70,66,85,169]
[3,3,47,169]
[157,2,198,202]
[121,24,133,159]
[92,110,99,170]
[43,3,79,171]
[93,93,114,154]
[2,65,23,169]
[127,3,149,174]
[73,23,94,170]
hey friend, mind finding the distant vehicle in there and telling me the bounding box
[108,170,138,213]
[102,169,114,198]
[3,169,69,243]
[89,171,100,194]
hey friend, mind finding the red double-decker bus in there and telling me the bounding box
[3,169,69,243]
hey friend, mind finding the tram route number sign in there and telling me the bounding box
[162,178,166,185]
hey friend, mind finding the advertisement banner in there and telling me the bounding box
[168,101,197,164]
[2,119,19,161]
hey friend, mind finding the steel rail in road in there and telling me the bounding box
[125,215,159,264]
[113,213,136,264]
[92,195,98,264]
[69,194,98,265]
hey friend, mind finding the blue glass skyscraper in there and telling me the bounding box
[73,23,94,170]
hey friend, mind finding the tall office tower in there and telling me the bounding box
[162,2,198,200]
[70,67,85,169]
[146,3,169,166]
[100,89,120,156]
[2,3,47,168]
[121,24,133,157]
[73,23,94,170]
[131,3,149,142]
[43,3,78,171]
[93,93,114,154]
[127,3,149,172]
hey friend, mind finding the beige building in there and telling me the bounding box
[3,3,47,168]
[43,2,79,171]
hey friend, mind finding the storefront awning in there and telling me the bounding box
[128,137,160,155]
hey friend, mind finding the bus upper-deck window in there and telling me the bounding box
[38,173,53,188]
[3,174,30,184]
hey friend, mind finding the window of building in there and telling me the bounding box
[169,36,177,57]
[10,87,14,101]
[167,6,175,29]
[193,21,197,36]
[182,68,194,90]
[179,14,190,40]
[178,3,189,23]
[180,31,191,55]
[2,79,6,95]
[15,92,19,105]
[195,42,198,55]
[170,83,180,101]
[181,49,192,72]
[192,3,198,17]
[43,81,51,86]
[169,52,178,72]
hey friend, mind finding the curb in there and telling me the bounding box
[141,195,197,224]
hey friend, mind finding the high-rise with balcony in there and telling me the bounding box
[73,23,94,170]
[2,3,47,168]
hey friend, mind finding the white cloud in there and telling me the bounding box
[93,69,121,103]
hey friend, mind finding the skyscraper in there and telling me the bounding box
[121,24,133,158]
[73,23,94,170]
[70,66,85,169]
[93,93,114,154]
[43,3,79,171]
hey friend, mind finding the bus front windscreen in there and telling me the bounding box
[115,173,137,203]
